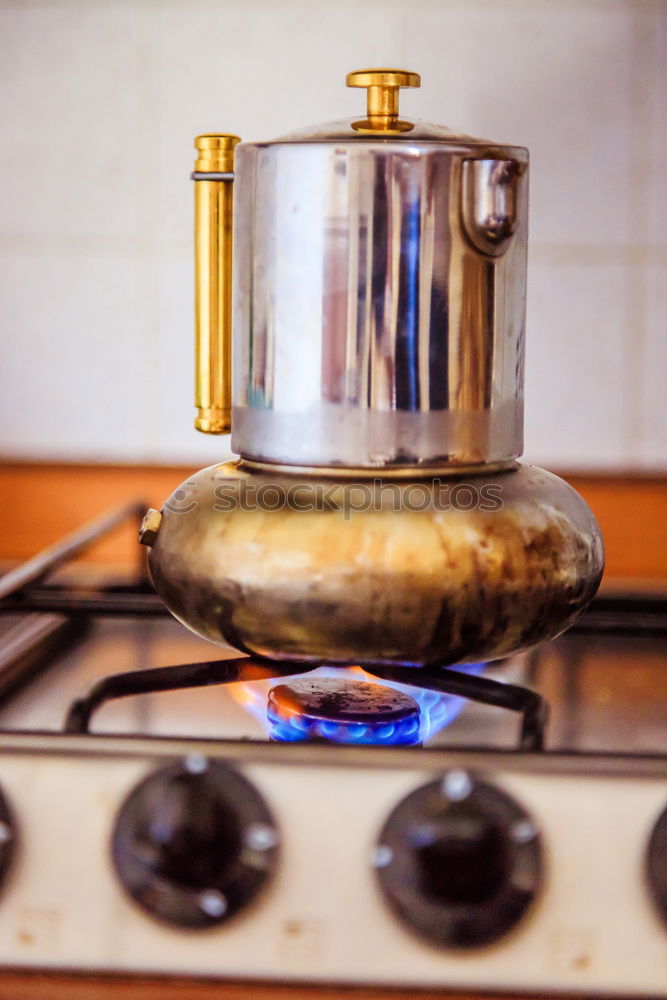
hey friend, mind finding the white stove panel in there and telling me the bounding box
[0,735,663,996]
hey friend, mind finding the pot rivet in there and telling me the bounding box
[139,508,162,547]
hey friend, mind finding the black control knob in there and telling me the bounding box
[646,803,667,928]
[0,786,16,891]
[374,771,542,948]
[111,757,279,928]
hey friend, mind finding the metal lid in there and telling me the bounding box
[259,68,526,158]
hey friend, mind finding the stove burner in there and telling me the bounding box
[267,677,421,745]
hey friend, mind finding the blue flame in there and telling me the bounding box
[268,704,422,746]
[229,663,485,746]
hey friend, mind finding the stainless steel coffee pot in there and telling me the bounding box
[141,69,603,668]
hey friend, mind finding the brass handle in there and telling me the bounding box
[193,133,240,434]
[346,68,420,132]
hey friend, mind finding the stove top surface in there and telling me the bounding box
[0,581,664,756]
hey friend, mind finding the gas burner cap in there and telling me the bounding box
[269,678,419,723]
[267,677,421,746]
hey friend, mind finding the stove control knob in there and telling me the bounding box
[111,756,279,929]
[373,771,542,948]
[0,786,16,891]
[646,803,667,927]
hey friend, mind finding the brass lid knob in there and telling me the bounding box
[194,134,241,173]
[347,68,420,131]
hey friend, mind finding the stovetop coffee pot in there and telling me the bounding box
[140,69,603,668]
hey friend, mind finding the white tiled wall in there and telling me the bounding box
[0,0,664,470]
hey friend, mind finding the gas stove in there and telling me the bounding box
[0,504,665,996]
